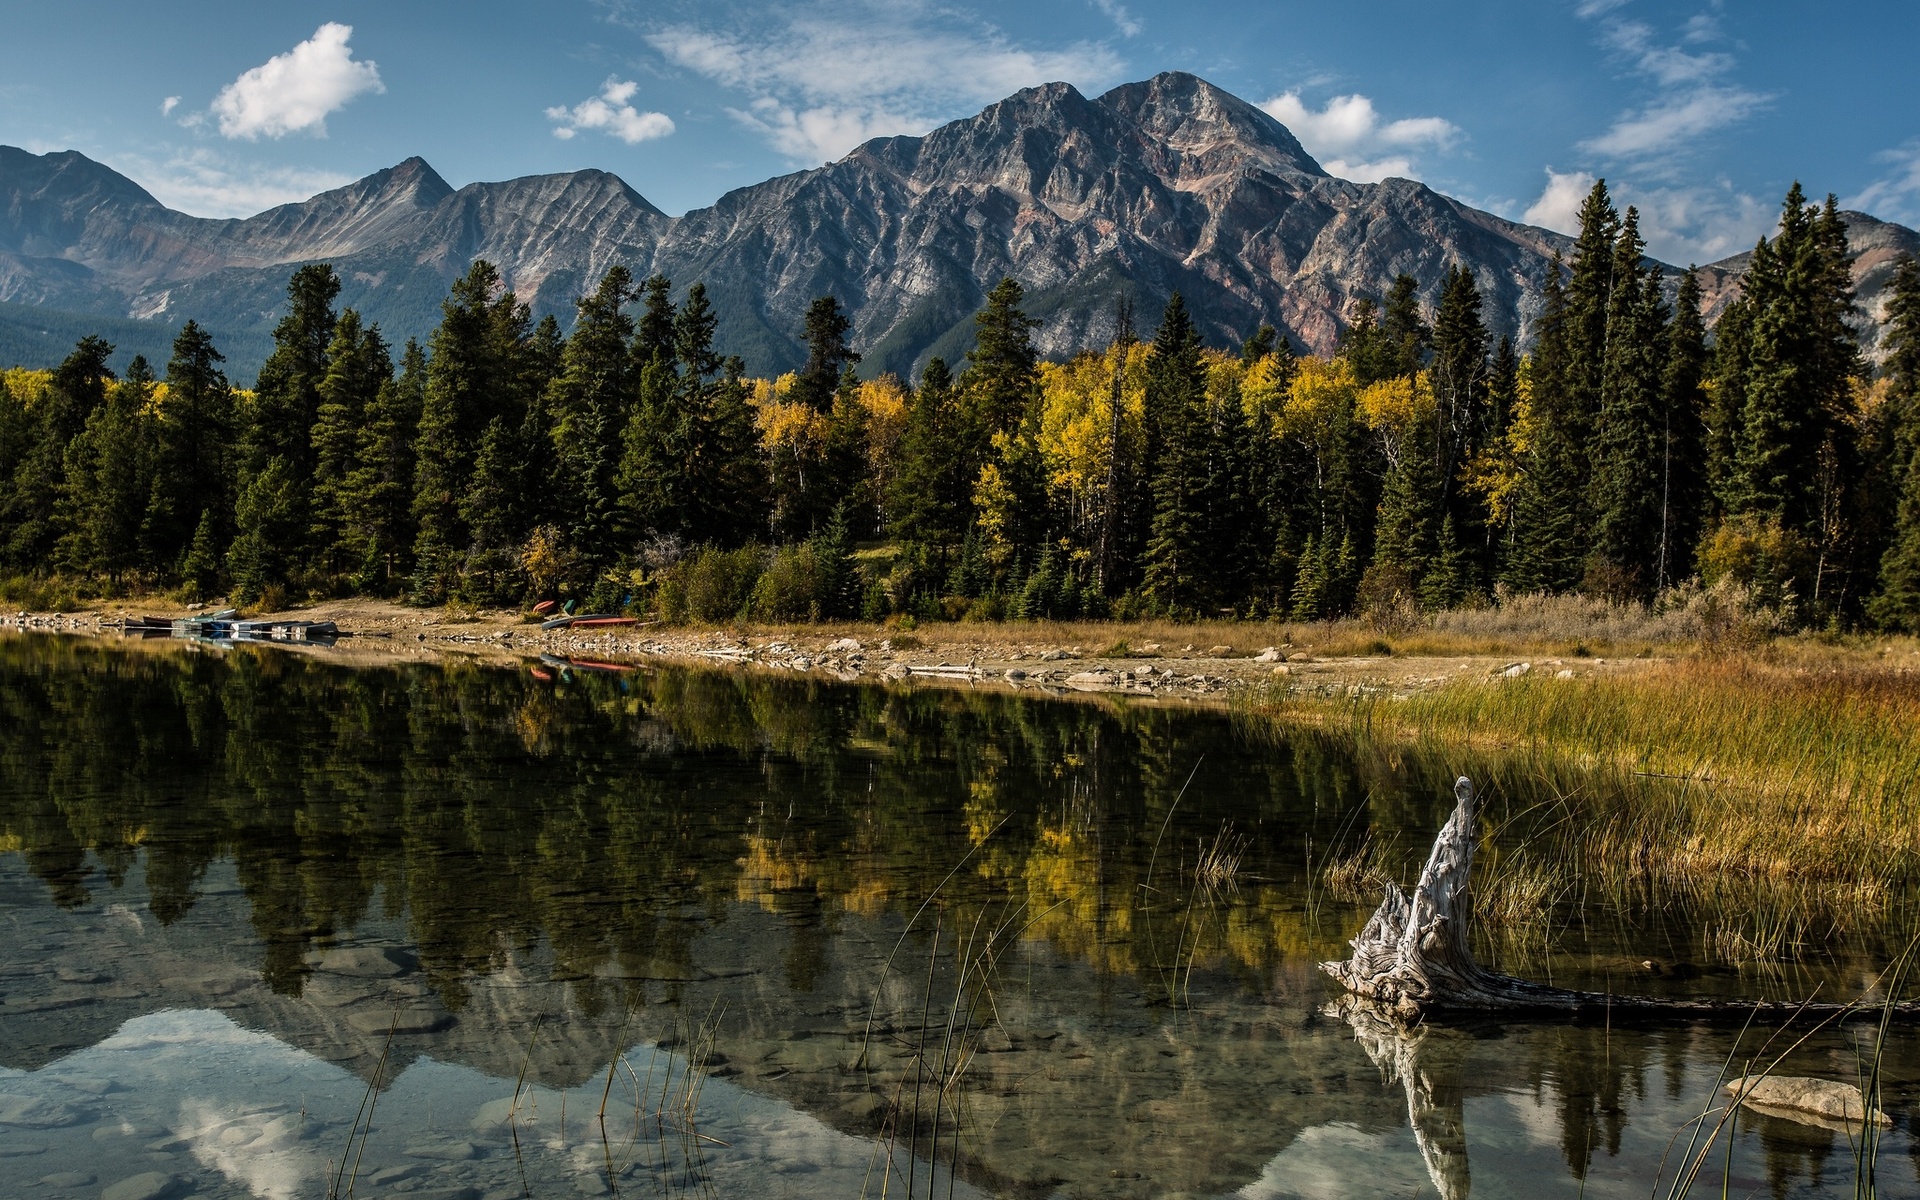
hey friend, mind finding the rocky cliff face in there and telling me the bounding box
[1,72,1912,380]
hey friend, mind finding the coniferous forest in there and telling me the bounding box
[7,179,1920,631]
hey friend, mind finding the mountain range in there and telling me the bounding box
[2,71,1914,383]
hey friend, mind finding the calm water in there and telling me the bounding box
[0,633,1915,1199]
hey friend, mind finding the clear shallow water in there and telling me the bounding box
[0,633,1916,1199]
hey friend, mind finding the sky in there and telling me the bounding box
[3,0,1917,265]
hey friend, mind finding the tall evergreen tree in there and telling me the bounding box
[1428,266,1491,588]
[2,336,114,570]
[889,357,969,553]
[1505,261,1587,593]
[412,260,532,583]
[1869,255,1920,629]
[1588,209,1670,597]
[246,264,341,483]
[340,339,424,591]
[1725,187,1862,613]
[550,265,639,564]
[149,321,234,574]
[792,296,858,413]
[1142,294,1213,613]
[308,311,392,574]
[1655,269,1710,590]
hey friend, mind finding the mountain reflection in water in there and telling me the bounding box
[0,634,1914,1198]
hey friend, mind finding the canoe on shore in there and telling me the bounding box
[569,615,637,628]
[539,615,575,630]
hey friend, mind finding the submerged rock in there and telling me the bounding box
[101,1173,180,1200]
[0,1094,89,1127]
[1725,1075,1890,1127]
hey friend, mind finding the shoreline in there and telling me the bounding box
[1,597,1665,704]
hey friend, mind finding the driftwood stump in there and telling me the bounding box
[1319,777,1919,1021]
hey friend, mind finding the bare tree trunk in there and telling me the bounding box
[1320,777,1919,1021]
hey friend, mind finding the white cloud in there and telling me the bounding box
[1574,9,1769,164]
[1580,84,1768,159]
[160,96,181,117]
[1522,167,1772,263]
[209,22,383,140]
[546,78,675,145]
[1848,143,1920,226]
[1258,91,1459,183]
[1522,168,1598,234]
[645,0,1124,163]
[118,148,352,218]
[1090,0,1141,38]
[1600,19,1732,86]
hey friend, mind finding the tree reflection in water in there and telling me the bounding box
[2,634,1916,1199]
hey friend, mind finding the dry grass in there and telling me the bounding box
[1258,655,1920,937]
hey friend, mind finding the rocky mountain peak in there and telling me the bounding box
[1098,71,1326,181]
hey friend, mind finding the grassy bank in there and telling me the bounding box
[1249,653,1920,955]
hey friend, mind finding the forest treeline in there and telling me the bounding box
[6,178,1920,630]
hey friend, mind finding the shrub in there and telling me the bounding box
[751,543,829,621]
[659,545,763,624]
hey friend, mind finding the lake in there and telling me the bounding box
[0,633,1913,1198]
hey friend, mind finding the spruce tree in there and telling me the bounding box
[888,357,966,551]
[1142,294,1211,614]
[413,260,532,585]
[246,264,340,484]
[55,358,154,580]
[340,339,424,590]
[793,297,859,414]
[4,337,114,570]
[549,265,638,564]
[1656,269,1710,590]
[1429,266,1490,586]
[1505,262,1587,593]
[1869,255,1920,630]
[1588,209,1669,598]
[227,457,301,605]
[308,311,392,575]
[150,321,234,574]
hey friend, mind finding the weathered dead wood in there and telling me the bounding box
[1319,776,1920,1022]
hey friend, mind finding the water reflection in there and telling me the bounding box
[0,634,1915,1197]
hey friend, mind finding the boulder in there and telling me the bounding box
[1725,1075,1890,1127]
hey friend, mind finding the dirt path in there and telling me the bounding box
[2,599,1664,703]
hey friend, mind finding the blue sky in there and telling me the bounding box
[3,0,1916,265]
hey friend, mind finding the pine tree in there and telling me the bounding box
[179,507,222,601]
[1142,294,1211,614]
[1869,255,1920,630]
[1379,274,1430,381]
[1505,263,1587,593]
[149,321,234,575]
[55,358,155,580]
[308,311,392,575]
[1419,515,1473,610]
[227,457,301,605]
[960,279,1045,571]
[1588,209,1669,598]
[962,278,1041,436]
[793,296,859,414]
[4,337,114,569]
[1429,266,1491,585]
[550,265,638,564]
[1655,269,1710,590]
[888,357,967,551]
[340,339,424,591]
[246,264,340,484]
[413,260,532,582]
[1723,187,1862,613]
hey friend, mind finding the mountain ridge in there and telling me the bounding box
[1,71,1913,381]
